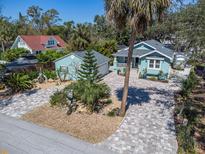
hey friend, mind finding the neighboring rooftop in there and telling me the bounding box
[20,35,66,51]
[55,50,110,66]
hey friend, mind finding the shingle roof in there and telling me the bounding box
[144,40,174,58]
[113,49,151,57]
[74,51,110,65]
[55,50,110,66]
[20,35,66,51]
[114,39,174,59]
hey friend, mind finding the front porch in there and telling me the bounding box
[111,55,169,80]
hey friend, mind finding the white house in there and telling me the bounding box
[11,35,66,54]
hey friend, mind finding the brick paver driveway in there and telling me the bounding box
[100,72,178,154]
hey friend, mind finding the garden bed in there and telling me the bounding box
[21,96,123,144]
[174,71,205,153]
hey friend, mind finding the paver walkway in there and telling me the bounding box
[0,114,113,154]
[99,72,179,154]
[0,86,64,117]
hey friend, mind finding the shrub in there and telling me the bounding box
[49,91,68,107]
[105,99,112,105]
[4,73,33,92]
[107,110,115,117]
[1,48,29,62]
[26,71,38,80]
[43,70,57,79]
[177,125,195,154]
[107,108,120,117]
[36,50,65,63]
[65,81,111,112]
[181,69,198,98]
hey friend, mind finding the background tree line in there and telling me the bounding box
[0,1,204,57]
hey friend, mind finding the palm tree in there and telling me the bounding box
[71,23,92,50]
[105,0,171,116]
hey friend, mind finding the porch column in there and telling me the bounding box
[113,56,118,73]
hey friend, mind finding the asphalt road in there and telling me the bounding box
[0,114,114,154]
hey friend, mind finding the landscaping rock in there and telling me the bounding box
[48,78,54,82]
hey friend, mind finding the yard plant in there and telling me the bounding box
[4,73,33,92]
[36,50,66,63]
[175,68,205,153]
[1,48,29,62]
[50,50,111,113]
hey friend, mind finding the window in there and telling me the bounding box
[149,60,154,68]
[148,60,161,69]
[36,50,42,54]
[48,40,55,46]
[155,60,160,69]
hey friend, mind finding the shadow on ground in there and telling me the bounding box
[115,86,175,111]
[0,88,40,108]
[115,86,176,134]
[115,87,151,109]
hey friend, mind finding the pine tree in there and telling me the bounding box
[78,50,102,83]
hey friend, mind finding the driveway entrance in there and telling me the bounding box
[100,72,178,154]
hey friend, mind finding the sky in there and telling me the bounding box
[0,0,104,23]
[0,0,194,24]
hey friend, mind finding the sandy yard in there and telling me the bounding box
[21,94,123,143]
[21,96,123,144]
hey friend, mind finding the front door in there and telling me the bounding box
[132,57,139,68]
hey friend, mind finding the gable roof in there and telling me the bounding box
[19,35,66,51]
[114,39,174,60]
[144,40,174,58]
[55,50,110,66]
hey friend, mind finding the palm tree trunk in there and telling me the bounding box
[149,2,153,27]
[119,29,137,116]
[1,41,5,52]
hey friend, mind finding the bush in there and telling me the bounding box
[181,69,198,98]
[65,81,111,112]
[43,70,57,79]
[1,48,29,62]
[27,71,39,80]
[177,125,195,154]
[4,73,33,92]
[36,50,65,63]
[49,91,68,107]
[107,108,120,117]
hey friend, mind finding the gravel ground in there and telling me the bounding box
[99,71,180,154]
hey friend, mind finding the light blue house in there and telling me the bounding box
[113,40,174,80]
[54,50,110,80]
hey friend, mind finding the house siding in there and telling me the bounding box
[55,55,82,80]
[55,54,109,80]
[139,52,171,78]
[134,44,153,50]
[12,37,32,53]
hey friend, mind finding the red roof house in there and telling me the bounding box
[11,35,66,54]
